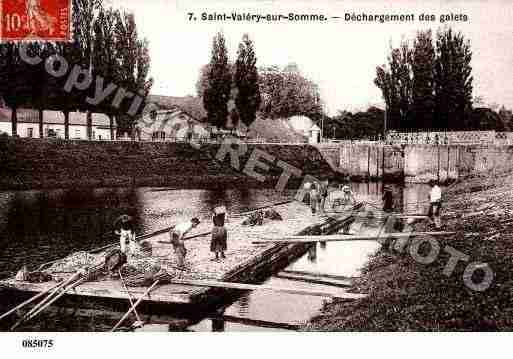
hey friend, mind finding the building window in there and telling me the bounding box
[152,131,165,141]
[150,110,157,120]
[46,128,57,138]
[26,128,33,138]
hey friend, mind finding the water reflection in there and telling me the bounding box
[0,187,293,279]
[0,182,435,331]
[307,244,317,263]
[0,188,143,278]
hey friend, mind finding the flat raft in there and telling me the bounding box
[0,202,364,315]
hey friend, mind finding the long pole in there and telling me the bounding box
[111,280,159,332]
[10,274,83,331]
[0,281,63,322]
[15,277,86,330]
[11,272,80,325]
[256,231,456,243]
[118,270,142,324]
[166,278,366,300]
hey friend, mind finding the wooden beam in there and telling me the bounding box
[254,231,456,243]
[165,278,366,299]
[280,270,356,282]
[275,273,352,288]
[232,200,294,217]
[326,213,429,220]
[209,314,300,331]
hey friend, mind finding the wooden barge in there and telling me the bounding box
[0,201,364,320]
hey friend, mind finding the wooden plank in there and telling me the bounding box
[165,278,366,300]
[275,273,352,288]
[325,213,429,220]
[209,314,300,331]
[280,269,356,282]
[233,200,294,217]
[255,231,456,243]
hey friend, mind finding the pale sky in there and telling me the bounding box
[109,0,513,115]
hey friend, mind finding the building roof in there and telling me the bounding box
[0,108,114,126]
[146,94,207,121]
[309,124,321,131]
[288,115,314,133]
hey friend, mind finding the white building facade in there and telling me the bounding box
[0,108,116,140]
[136,108,209,141]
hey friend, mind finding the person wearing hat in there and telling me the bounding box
[342,184,355,206]
[169,217,200,269]
[309,183,320,215]
[211,205,228,261]
[114,214,136,255]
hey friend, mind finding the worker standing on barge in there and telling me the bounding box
[382,186,394,213]
[114,214,136,255]
[428,180,442,229]
[170,217,200,269]
[211,206,228,261]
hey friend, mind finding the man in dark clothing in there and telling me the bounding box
[382,187,394,213]
[211,206,228,260]
[319,180,329,215]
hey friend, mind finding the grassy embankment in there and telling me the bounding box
[305,172,513,331]
[0,137,336,190]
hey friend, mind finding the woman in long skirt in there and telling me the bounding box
[211,206,228,260]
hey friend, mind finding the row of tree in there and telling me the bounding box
[203,32,260,129]
[0,0,152,138]
[200,32,322,130]
[374,28,473,131]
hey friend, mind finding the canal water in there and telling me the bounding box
[0,182,432,331]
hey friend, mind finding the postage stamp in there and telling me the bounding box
[0,0,71,41]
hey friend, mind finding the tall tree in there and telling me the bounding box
[434,28,473,130]
[113,10,153,136]
[374,65,398,131]
[234,34,261,127]
[76,0,101,139]
[374,40,412,131]
[203,32,232,129]
[0,42,38,136]
[93,7,117,139]
[411,30,436,129]
[259,64,322,119]
[394,41,413,128]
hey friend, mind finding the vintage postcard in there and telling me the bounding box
[0,0,512,356]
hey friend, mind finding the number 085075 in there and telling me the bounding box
[22,339,54,348]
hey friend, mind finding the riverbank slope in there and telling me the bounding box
[0,138,336,190]
[305,172,513,331]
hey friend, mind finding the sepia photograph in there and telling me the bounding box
[0,0,512,348]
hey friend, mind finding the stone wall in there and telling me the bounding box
[321,143,513,183]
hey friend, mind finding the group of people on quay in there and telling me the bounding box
[113,179,444,271]
[114,205,228,270]
[304,178,443,230]
[305,180,356,216]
